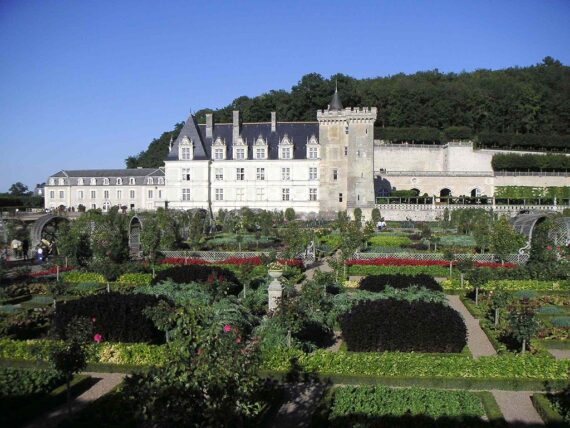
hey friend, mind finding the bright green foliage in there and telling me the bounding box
[126,122,184,168]
[116,273,153,286]
[495,186,570,199]
[61,271,106,284]
[482,279,569,291]
[284,207,296,222]
[490,217,526,261]
[508,301,539,353]
[492,154,570,172]
[261,348,570,380]
[368,235,412,247]
[330,386,484,420]
[371,208,381,224]
[348,265,452,277]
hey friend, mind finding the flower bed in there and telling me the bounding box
[29,266,74,278]
[159,256,303,269]
[359,274,442,292]
[481,280,570,292]
[60,271,106,284]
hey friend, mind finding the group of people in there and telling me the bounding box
[376,220,387,230]
[0,239,50,263]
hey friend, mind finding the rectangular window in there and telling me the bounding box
[281,167,290,181]
[215,188,223,201]
[236,188,245,201]
[332,169,338,181]
[236,168,245,181]
[255,148,265,159]
[90,190,96,199]
[104,190,109,199]
[309,167,318,180]
[182,168,191,181]
[181,147,191,160]
[256,167,265,180]
[309,147,318,159]
[78,190,84,200]
[91,204,96,209]
[339,193,343,202]
[117,190,122,199]
[158,190,162,199]
[49,190,55,198]
[309,188,317,201]
[236,148,245,160]
[215,168,223,181]
[256,188,265,201]
[214,148,224,160]
[282,188,290,201]
[182,188,191,201]
[281,147,291,159]
[130,190,135,199]
[59,191,65,199]
[148,190,153,199]
[344,146,348,156]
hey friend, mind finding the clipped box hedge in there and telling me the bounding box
[348,265,452,277]
[481,279,570,292]
[359,274,442,292]
[261,348,570,382]
[0,338,167,366]
[116,273,153,286]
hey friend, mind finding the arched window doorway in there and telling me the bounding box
[440,188,451,197]
[471,188,481,198]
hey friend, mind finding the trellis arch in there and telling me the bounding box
[30,215,70,248]
[510,211,563,254]
[129,215,143,258]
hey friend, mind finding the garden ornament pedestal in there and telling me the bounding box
[267,270,283,311]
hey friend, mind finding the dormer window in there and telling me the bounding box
[129,177,135,185]
[116,178,123,185]
[78,178,84,185]
[307,135,320,159]
[212,137,226,160]
[254,135,268,160]
[49,178,55,185]
[147,177,154,185]
[279,135,293,160]
[179,136,193,161]
[158,177,164,184]
[103,178,109,185]
[233,136,247,160]
[58,178,65,185]
[90,178,97,185]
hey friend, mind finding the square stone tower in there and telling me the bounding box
[317,90,377,217]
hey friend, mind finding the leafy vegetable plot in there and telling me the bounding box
[330,386,485,420]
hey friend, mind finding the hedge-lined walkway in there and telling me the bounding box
[271,383,325,428]
[491,390,544,426]
[446,295,496,358]
[24,372,124,428]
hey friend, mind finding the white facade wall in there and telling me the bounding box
[164,159,321,213]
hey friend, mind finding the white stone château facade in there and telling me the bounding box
[44,90,569,217]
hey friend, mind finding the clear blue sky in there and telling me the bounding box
[1,0,569,192]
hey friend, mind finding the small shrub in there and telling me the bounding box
[359,274,442,292]
[151,265,239,287]
[340,299,467,353]
[53,293,167,343]
[0,367,65,396]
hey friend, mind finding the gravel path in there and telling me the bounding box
[24,372,125,428]
[548,349,570,360]
[271,383,325,428]
[492,390,544,426]
[446,295,496,358]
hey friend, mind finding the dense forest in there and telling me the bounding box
[126,57,570,168]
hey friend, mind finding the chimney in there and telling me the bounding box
[271,111,277,132]
[232,110,240,143]
[206,113,213,138]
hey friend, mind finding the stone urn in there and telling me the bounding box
[267,269,283,312]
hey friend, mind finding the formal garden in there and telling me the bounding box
[0,206,569,427]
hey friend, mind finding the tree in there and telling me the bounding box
[490,290,510,327]
[508,300,539,353]
[490,216,526,262]
[8,182,30,196]
[353,208,362,227]
[284,207,296,222]
[140,215,161,265]
[124,305,262,426]
[49,317,90,416]
[371,208,381,224]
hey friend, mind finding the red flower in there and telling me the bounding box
[223,324,231,333]
[93,333,102,343]
[235,337,241,344]
[547,246,553,251]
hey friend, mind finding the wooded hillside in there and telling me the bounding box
[126,57,570,168]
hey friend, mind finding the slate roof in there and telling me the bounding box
[329,90,343,111]
[166,114,319,161]
[48,168,165,186]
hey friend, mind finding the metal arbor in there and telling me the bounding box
[510,211,569,254]
[30,214,70,248]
